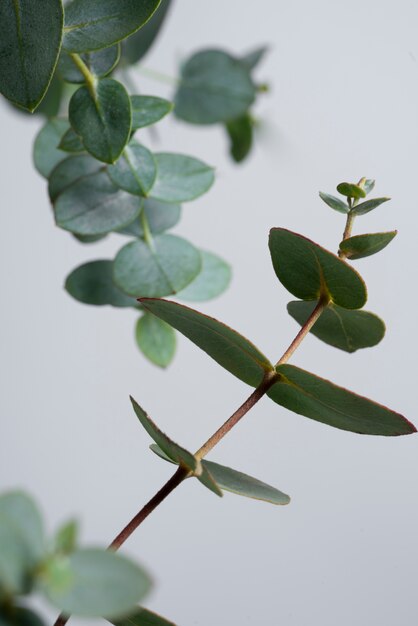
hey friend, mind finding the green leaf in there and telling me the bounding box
[350,197,391,216]
[178,250,231,302]
[58,46,120,83]
[131,96,173,130]
[287,300,385,353]
[136,314,176,368]
[225,113,253,163]
[63,0,161,52]
[108,141,157,196]
[150,153,214,202]
[174,49,256,124]
[139,299,274,387]
[48,154,102,202]
[269,228,367,309]
[336,182,366,199]
[110,606,176,626]
[0,0,64,111]
[130,397,198,472]
[54,520,78,555]
[122,0,172,64]
[54,170,142,235]
[69,79,132,164]
[363,178,375,195]
[42,548,152,618]
[73,233,107,244]
[268,364,416,436]
[33,119,69,178]
[202,460,290,505]
[0,607,46,626]
[59,128,84,153]
[240,46,268,71]
[116,199,181,237]
[65,260,138,308]
[0,492,45,564]
[113,234,201,297]
[339,231,397,260]
[318,191,349,214]
[0,515,33,594]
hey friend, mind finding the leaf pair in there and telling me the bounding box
[130,398,290,505]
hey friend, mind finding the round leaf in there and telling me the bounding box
[150,153,214,202]
[113,234,201,297]
[336,182,366,199]
[135,314,176,368]
[131,95,173,130]
[268,228,367,309]
[108,142,157,196]
[58,46,120,83]
[69,79,131,164]
[0,0,64,112]
[174,49,256,124]
[33,119,69,178]
[54,170,142,235]
[48,154,102,202]
[339,231,397,260]
[116,199,181,237]
[178,250,231,302]
[63,0,161,52]
[65,260,138,308]
[287,300,385,353]
[0,492,45,564]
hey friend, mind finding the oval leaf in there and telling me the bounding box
[177,250,231,302]
[0,492,45,565]
[136,313,176,368]
[116,199,181,237]
[65,260,138,308]
[110,606,176,626]
[225,113,253,163]
[63,0,161,52]
[350,197,391,216]
[34,119,69,178]
[43,548,152,618]
[113,234,201,297]
[69,79,131,164]
[174,49,256,124]
[336,182,366,199]
[131,95,173,130]
[139,299,274,387]
[150,153,214,203]
[318,191,349,214]
[48,154,102,202]
[0,0,64,111]
[287,300,385,353]
[58,46,120,83]
[268,364,416,436]
[339,231,397,260]
[130,397,197,472]
[108,141,157,196]
[269,228,367,309]
[54,170,142,235]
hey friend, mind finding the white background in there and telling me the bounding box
[1,1,418,624]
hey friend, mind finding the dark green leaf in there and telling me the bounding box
[269,228,367,309]
[130,397,198,472]
[336,182,366,199]
[202,460,290,505]
[48,154,102,202]
[178,250,231,301]
[339,231,397,260]
[350,197,390,216]
[69,79,131,164]
[174,49,256,124]
[33,72,65,118]
[136,313,176,368]
[65,260,138,307]
[116,199,181,237]
[73,233,107,244]
[110,605,176,626]
[139,299,274,387]
[318,191,349,214]
[63,0,161,52]
[0,0,63,111]
[58,46,120,83]
[43,548,152,618]
[122,0,172,64]
[54,170,142,235]
[33,119,69,178]
[0,492,45,564]
[240,46,268,71]
[225,113,253,163]
[108,141,157,196]
[287,300,385,353]
[114,234,201,297]
[268,364,416,436]
[150,153,214,202]
[131,96,173,130]
[54,520,78,555]
[59,128,84,153]
[0,607,46,626]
